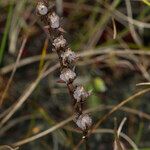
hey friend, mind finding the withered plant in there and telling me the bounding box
[36,0,92,149]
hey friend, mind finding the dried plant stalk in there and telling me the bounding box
[36,0,92,149]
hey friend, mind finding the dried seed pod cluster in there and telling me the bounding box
[37,1,92,134]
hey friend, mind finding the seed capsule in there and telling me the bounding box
[73,86,91,102]
[53,35,67,49]
[61,48,77,66]
[60,68,76,83]
[49,12,60,29]
[37,2,48,15]
[76,114,92,130]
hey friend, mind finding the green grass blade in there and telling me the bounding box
[0,3,13,65]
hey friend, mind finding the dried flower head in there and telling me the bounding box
[73,86,90,102]
[76,114,92,130]
[61,48,77,66]
[53,35,67,49]
[49,12,60,29]
[60,68,76,83]
[37,2,48,15]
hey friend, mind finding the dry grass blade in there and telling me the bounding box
[112,17,117,39]
[114,118,127,150]
[0,37,28,106]
[85,105,150,121]
[94,129,138,150]
[74,88,150,149]
[137,63,150,81]
[0,104,15,119]
[99,1,150,29]
[4,104,149,147]
[1,104,149,137]
[114,118,124,150]
[0,115,40,136]
[93,88,150,130]
[117,118,127,137]
[63,126,138,150]
[0,54,56,74]
[86,0,120,48]
[63,2,150,28]
[12,117,73,147]
[125,0,142,46]
[1,48,150,75]
[65,127,138,150]
[0,77,41,128]
[0,63,59,128]
[0,145,19,150]
[136,82,150,86]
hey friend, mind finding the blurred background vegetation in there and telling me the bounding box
[0,0,150,149]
